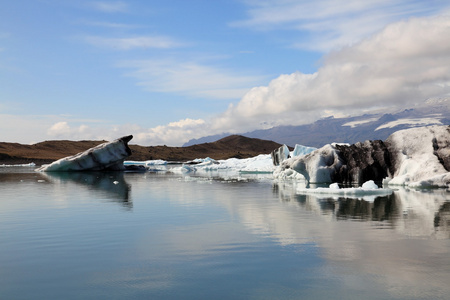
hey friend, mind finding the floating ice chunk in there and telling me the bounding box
[186,154,274,174]
[36,135,133,172]
[291,144,316,157]
[273,167,306,180]
[329,183,340,189]
[386,125,450,188]
[274,125,450,188]
[296,180,393,200]
[189,157,216,164]
[124,160,167,166]
[271,145,290,166]
[361,180,379,189]
[1,162,36,167]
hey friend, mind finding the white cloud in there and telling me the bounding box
[48,14,450,146]
[233,0,448,51]
[84,35,183,50]
[47,121,91,137]
[90,1,128,13]
[82,20,140,30]
[133,118,210,145]
[33,118,209,146]
[212,14,450,134]
[120,59,267,100]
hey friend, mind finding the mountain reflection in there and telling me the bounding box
[273,182,450,238]
[42,171,132,209]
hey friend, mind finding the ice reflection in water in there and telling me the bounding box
[1,168,449,299]
[40,171,132,209]
[271,181,450,299]
[273,181,450,238]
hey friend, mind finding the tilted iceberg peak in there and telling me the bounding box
[36,135,133,172]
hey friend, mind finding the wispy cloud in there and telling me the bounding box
[232,0,448,51]
[216,14,450,133]
[83,35,184,50]
[38,14,450,146]
[119,59,268,100]
[81,20,140,30]
[90,1,128,13]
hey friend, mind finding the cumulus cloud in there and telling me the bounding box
[41,14,450,146]
[42,119,210,146]
[211,14,450,133]
[37,14,450,147]
[133,118,210,145]
[120,59,267,100]
[47,121,92,139]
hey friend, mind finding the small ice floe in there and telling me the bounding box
[296,180,393,200]
[1,162,36,168]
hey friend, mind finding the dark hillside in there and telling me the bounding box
[0,135,285,165]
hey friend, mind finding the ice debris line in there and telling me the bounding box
[34,126,450,188]
[36,135,133,172]
[273,125,450,188]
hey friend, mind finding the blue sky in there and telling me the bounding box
[1,1,450,145]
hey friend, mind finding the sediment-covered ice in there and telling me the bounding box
[36,135,133,172]
[274,125,450,188]
[385,126,450,187]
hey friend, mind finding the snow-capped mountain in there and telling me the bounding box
[184,98,450,147]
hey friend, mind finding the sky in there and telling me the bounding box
[1,0,450,146]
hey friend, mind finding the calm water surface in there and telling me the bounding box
[1,166,450,299]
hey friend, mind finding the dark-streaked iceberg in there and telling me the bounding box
[36,135,133,172]
[274,125,450,188]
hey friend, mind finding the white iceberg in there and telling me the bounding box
[292,144,317,157]
[172,154,275,174]
[36,135,133,172]
[386,125,450,187]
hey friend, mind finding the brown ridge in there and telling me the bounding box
[0,135,286,165]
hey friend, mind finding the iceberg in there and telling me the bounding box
[271,144,290,166]
[386,125,450,187]
[33,126,449,189]
[171,154,275,174]
[274,125,450,188]
[292,144,317,157]
[36,135,133,172]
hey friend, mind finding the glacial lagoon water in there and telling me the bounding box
[1,166,450,300]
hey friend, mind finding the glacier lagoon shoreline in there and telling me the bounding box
[30,125,450,190]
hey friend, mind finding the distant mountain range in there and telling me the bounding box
[184,98,450,148]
